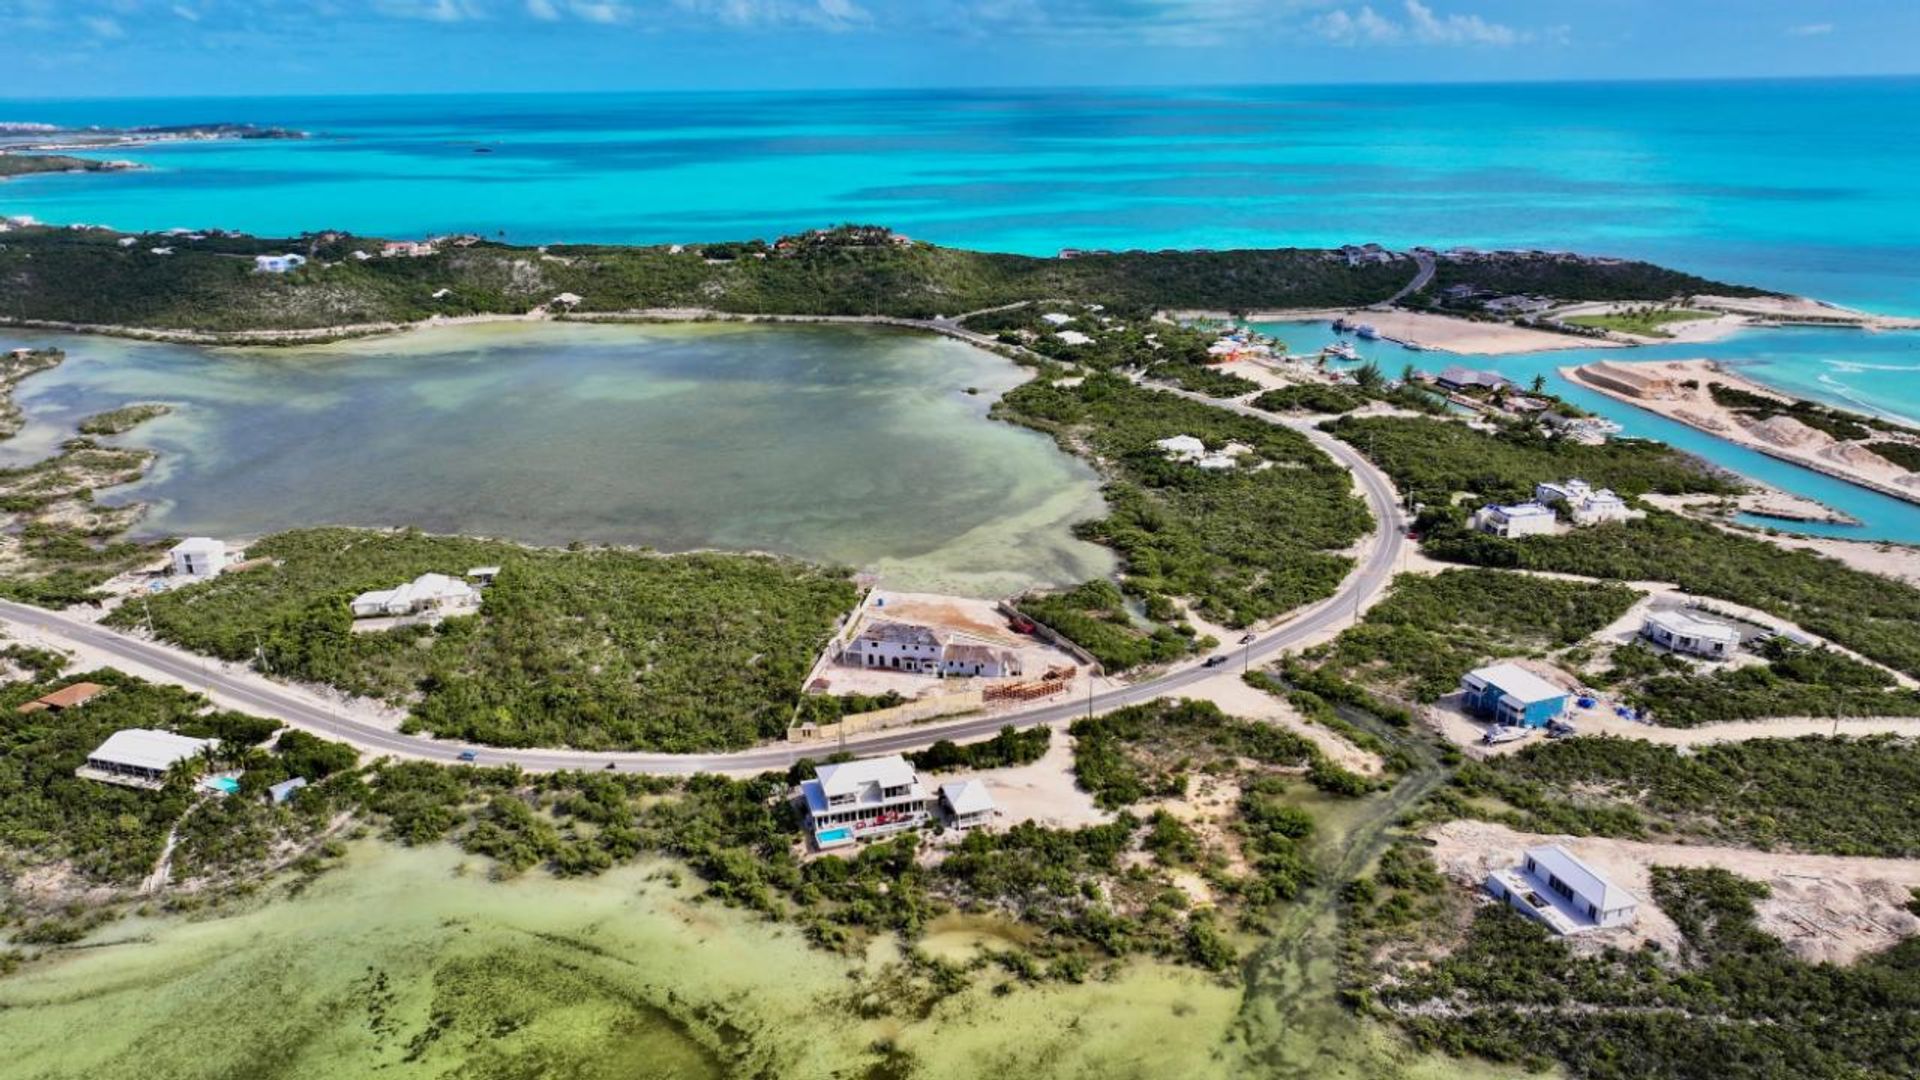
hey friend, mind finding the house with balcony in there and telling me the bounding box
[800,755,933,849]
[1470,501,1558,538]
[1534,479,1633,526]
[1461,662,1569,729]
[1484,845,1638,935]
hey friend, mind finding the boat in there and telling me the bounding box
[1331,317,1353,334]
[1355,323,1379,340]
[1324,341,1359,361]
[1481,725,1532,745]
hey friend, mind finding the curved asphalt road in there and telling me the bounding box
[0,415,1404,777]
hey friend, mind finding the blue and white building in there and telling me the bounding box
[1461,663,1569,729]
[1485,844,1639,935]
[253,253,307,273]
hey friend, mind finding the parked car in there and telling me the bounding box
[1203,655,1229,668]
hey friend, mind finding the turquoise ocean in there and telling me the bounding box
[3,78,1919,535]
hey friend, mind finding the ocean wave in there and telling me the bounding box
[1825,361,1920,373]
[1813,373,1920,427]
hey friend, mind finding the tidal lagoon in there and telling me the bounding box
[0,321,1115,597]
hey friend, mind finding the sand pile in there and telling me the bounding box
[1744,413,1829,450]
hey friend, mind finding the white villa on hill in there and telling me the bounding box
[801,755,933,849]
[1485,845,1639,935]
[351,573,481,618]
[253,253,307,273]
[1534,479,1633,525]
[1641,609,1741,658]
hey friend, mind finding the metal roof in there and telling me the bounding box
[87,728,215,772]
[856,621,943,647]
[1526,844,1636,912]
[816,755,919,799]
[1466,662,1567,705]
[940,780,996,816]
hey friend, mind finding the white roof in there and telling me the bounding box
[1155,435,1207,456]
[467,566,501,576]
[1040,312,1074,325]
[1492,502,1555,518]
[940,779,995,816]
[816,755,918,798]
[1055,330,1094,346]
[88,728,215,772]
[170,536,225,555]
[1645,609,1741,643]
[1526,844,1636,911]
[1467,662,1566,705]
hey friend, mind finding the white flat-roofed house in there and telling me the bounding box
[1534,479,1633,525]
[1484,845,1638,935]
[169,537,232,579]
[939,780,996,829]
[253,253,307,273]
[1469,501,1558,538]
[1641,609,1741,658]
[1040,312,1075,326]
[466,566,502,587]
[78,728,216,790]
[1055,330,1094,346]
[839,620,947,674]
[800,755,933,848]
[350,573,482,619]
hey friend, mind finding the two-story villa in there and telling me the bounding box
[800,755,933,849]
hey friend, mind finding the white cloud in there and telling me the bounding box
[525,0,559,18]
[373,0,484,21]
[569,1,630,22]
[81,13,124,37]
[1313,0,1526,46]
[671,0,869,29]
[1786,22,1833,37]
[170,4,201,21]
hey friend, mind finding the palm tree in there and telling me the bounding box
[1530,374,1547,394]
[1354,361,1384,390]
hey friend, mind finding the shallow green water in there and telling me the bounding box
[0,321,1114,597]
[0,844,1250,1080]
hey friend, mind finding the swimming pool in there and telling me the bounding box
[815,827,852,845]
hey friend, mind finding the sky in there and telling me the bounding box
[1,0,1915,99]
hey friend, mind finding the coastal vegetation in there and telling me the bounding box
[0,154,128,178]
[0,223,1773,335]
[75,403,171,435]
[1610,637,1920,726]
[1562,306,1715,337]
[1425,734,1920,857]
[1425,254,1769,304]
[1376,865,1920,1080]
[1295,569,1641,702]
[105,527,859,751]
[1325,414,1739,508]
[1706,380,1920,444]
[1000,373,1370,668]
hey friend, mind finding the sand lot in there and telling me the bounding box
[1428,819,1920,965]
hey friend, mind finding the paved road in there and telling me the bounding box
[0,413,1405,777]
[1376,250,1436,309]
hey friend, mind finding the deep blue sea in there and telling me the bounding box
[4,80,1919,535]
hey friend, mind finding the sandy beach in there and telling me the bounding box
[1565,357,1920,506]
[1242,307,1621,355]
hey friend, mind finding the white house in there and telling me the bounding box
[1470,502,1558,538]
[939,780,996,829]
[841,621,946,673]
[1535,479,1633,525]
[1484,845,1638,935]
[1641,609,1741,658]
[78,728,216,790]
[1040,312,1075,326]
[169,537,232,579]
[800,755,933,849]
[350,573,482,618]
[1055,330,1094,346]
[253,253,307,273]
